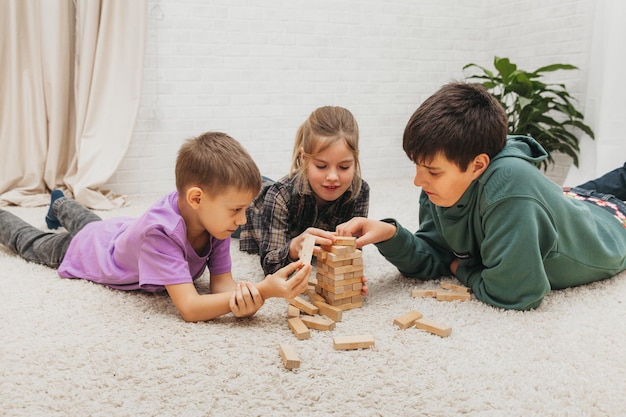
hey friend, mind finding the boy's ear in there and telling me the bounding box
[471,153,490,179]
[185,186,204,208]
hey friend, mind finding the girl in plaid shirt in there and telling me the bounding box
[239,106,370,277]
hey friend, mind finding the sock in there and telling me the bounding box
[45,190,65,230]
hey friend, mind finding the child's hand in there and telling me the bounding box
[361,276,369,296]
[289,228,336,260]
[229,282,264,318]
[261,261,312,299]
[336,217,396,248]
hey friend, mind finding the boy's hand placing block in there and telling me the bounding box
[333,334,375,350]
[393,310,423,329]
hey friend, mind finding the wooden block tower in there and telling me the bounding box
[315,236,363,311]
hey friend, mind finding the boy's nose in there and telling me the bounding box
[413,168,424,187]
[236,211,247,225]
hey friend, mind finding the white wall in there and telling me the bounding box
[104,0,605,196]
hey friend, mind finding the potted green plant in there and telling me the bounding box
[463,56,594,171]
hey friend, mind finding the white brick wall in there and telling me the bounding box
[103,0,596,196]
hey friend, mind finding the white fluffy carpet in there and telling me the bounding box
[1,178,625,417]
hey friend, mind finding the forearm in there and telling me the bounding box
[177,292,234,322]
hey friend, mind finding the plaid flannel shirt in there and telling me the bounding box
[240,175,370,274]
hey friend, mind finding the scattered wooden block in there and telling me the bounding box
[333,236,356,247]
[288,296,319,315]
[436,291,471,302]
[300,315,335,331]
[299,234,316,265]
[287,317,311,340]
[440,282,471,293]
[415,318,452,338]
[279,343,300,369]
[411,289,438,298]
[313,300,343,322]
[333,334,375,350]
[307,289,325,303]
[393,310,423,329]
[287,304,300,318]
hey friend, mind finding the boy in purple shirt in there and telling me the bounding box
[0,132,311,322]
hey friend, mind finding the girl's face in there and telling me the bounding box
[306,140,356,205]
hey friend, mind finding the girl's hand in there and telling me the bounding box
[288,227,336,260]
[361,276,369,297]
[229,282,264,318]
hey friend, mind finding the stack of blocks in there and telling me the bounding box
[315,236,363,311]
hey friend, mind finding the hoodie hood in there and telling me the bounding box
[492,135,548,164]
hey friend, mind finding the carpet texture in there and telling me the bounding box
[1,178,625,417]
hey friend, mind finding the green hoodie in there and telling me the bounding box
[376,136,626,310]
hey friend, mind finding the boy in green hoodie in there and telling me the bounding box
[337,82,626,310]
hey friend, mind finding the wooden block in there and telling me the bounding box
[411,289,438,298]
[279,343,300,369]
[300,315,336,331]
[320,244,350,255]
[299,234,316,265]
[288,296,319,315]
[336,300,363,310]
[415,318,452,338]
[436,291,471,302]
[333,236,356,247]
[324,288,362,302]
[393,310,423,329]
[313,300,343,322]
[287,304,300,318]
[326,250,362,262]
[307,288,325,303]
[325,264,363,275]
[287,317,311,340]
[440,282,471,293]
[333,334,375,350]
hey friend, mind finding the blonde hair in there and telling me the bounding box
[175,131,261,195]
[289,106,362,200]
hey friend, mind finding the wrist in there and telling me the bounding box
[254,279,272,300]
[380,218,398,241]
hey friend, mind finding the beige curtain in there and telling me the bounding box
[0,0,146,209]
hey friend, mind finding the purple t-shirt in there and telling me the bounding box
[58,191,232,292]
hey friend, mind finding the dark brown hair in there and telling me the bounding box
[403,82,507,171]
[175,131,261,195]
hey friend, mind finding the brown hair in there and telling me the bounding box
[175,131,261,195]
[403,82,507,171]
[289,106,362,199]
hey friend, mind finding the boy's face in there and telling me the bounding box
[306,140,356,205]
[413,153,487,208]
[197,187,255,240]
